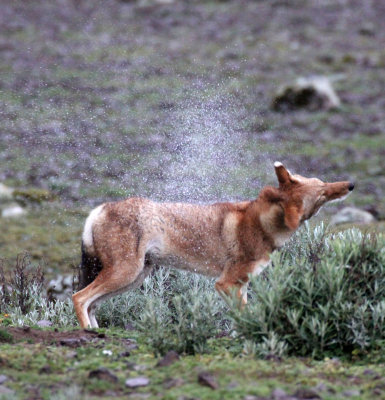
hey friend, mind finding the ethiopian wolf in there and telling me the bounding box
[72,162,354,328]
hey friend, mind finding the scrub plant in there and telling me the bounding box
[230,224,385,358]
[98,267,230,355]
[0,254,76,327]
[0,254,44,315]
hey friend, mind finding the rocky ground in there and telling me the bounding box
[1,325,385,400]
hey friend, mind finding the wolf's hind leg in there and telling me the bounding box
[73,260,148,329]
[84,262,154,329]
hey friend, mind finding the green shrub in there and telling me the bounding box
[0,254,77,327]
[0,254,44,315]
[4,225,384,359]
[230,224,385,358]
[98,267,230,355]
[0,328,13,343]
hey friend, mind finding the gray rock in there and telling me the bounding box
[197,371,218,390]
[47,274,74,301]
[312,383,328,392]
[227,381,239,389]
[125,342,139,351]
[1,203,26,218]
[88,368,118,383]
[47,276,64,292]
[0,376,8,385]
[363,369,381,379]
[125,376,150,388]
[0,385,14,395]
[330,207,375,225]
[294,387,321,399]
[62,275,73,288]
[138,0,175,5]
[156,350,180,367]
[177,397,200,400]
[37,320,52,327]
[60,338,81,347]
[272,75,341,112]
[342,389,360,397]
[272,388,287,399]
[163,377,184,389]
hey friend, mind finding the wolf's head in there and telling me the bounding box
[271,161,354,230]
[258,162,354,233]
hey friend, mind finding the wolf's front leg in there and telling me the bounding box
[215,279,247,307]
[215,258,269,307]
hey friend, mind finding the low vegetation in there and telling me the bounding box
[231,225,385,358]
[2,224,384,360]
[1,225,385,399]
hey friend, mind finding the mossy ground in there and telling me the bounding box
[1,327,385,400]
[0,205,85,277]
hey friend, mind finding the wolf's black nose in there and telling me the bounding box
[348,182,355,191]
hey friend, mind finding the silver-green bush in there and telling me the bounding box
[230,224,385,358]
[4,225,384,359]
[0,254,77,327]
[98,268,229,354]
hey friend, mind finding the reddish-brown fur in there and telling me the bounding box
[72,162,354,328]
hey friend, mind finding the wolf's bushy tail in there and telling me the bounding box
[77,242,103,291]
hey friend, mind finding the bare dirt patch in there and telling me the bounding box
[3,327,108,347]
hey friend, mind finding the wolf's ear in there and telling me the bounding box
[283,202,303,230]
[274,162,291,186]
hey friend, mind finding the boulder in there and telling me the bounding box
[0,386,15,395]
[88,368,118,383]
[163,377,184,389]
[156,350,180,367]
[125,376,150,388]
[271,388,288,399]
[37,320,53,328]
[47,274,74,301]
[294,387,321,399]
[272,76,341,112]
[197,371,218,390]
[0,184,54,218]
[1,203,27,218]
[330,207,376,226]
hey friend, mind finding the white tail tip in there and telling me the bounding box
[274,161,283,168]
